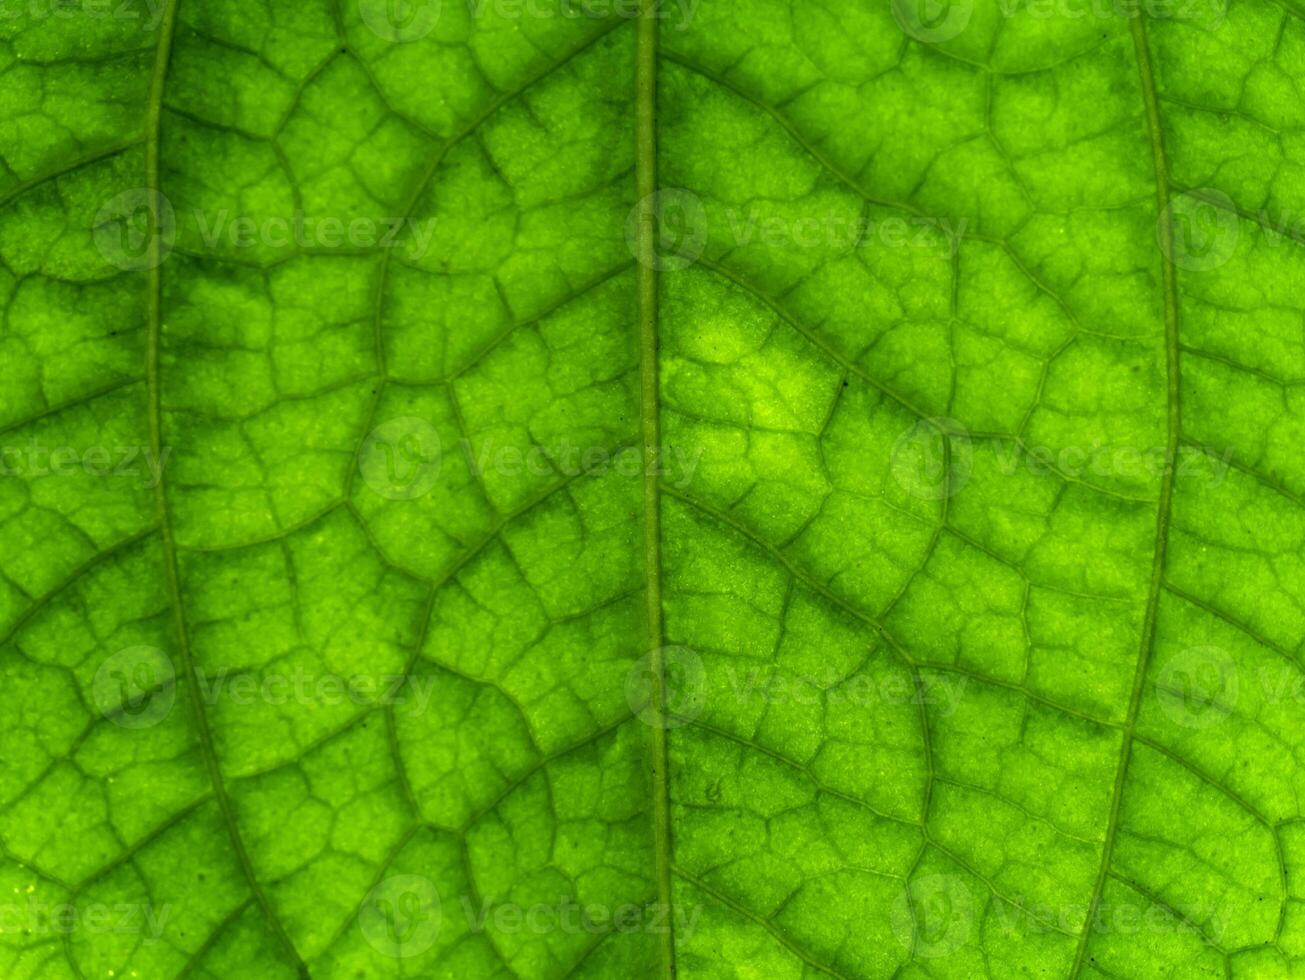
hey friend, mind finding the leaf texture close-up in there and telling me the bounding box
[1,0,1302,977]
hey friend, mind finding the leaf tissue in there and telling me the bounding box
[0,0,1299,977]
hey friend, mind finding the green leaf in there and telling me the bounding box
[0,0,1301,977]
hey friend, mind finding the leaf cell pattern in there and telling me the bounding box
[0,0,1301,978]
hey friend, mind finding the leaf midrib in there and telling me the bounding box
[635,2,678,978]
[1069,13,1183,977]
[143,1,309,975]
[141,8,668,978]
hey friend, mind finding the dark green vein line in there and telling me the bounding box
[0,138,143,211]
[1180,183,1305,250]
[448,261,634,383]
[1106,872,1227,952]
[662,483,1126,735]
[75,794,216,891]
[1162,579,1301,668]
[0,525,157,648]
[684,716,917,829]
[636,2,676,978]
[175,899,257,980]
[144,3,307,976]
[318,824,422,958]
[0,376,146,439]
[345,18,626,503]
[231,442,634,789]
[0,842,72,892]
[672,867,848,979]
[1070,13,1182,978]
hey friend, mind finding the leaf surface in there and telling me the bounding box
[0,0,1300,977]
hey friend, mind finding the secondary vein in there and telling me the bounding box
[635,3,676,977]
[144,3,307,974]
[1070,14,1182,976]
